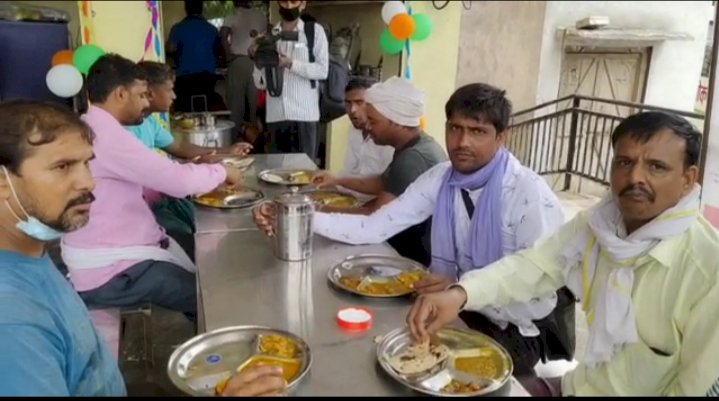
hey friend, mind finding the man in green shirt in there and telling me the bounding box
[406,111,719,396]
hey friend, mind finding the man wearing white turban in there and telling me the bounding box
[258,77,447,264]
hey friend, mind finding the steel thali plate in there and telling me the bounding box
[192,186,264,209]
[300,187,362,209]
[211,155,254,170]
[376,327,513,397]
[167,325,312,396]
[258,168,315,186]
[327,254,427,298]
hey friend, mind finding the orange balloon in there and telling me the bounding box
[51,49,74,66]
[389,13,415,41]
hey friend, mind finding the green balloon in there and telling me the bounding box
[73,44,106,75]
[380,29,405,55]
[411,13,432,41]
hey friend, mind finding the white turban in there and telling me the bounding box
[364,77,424,127]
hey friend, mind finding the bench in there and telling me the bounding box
[88,305,154,367]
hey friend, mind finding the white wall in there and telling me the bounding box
[535,1,714,112]
[455,1,547,111]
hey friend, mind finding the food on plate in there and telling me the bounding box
[339,277,362,290]
[287,171,311,184]
[386,341,450,375]
[258,335,299,359]
[338,271,425,296]
[307,191,357,208]
[454,355,499,379]
[195,187,257,207]
[394,271,424,287]
[441,379,484,394]
[239,356,300,382]
[213,356,300,395]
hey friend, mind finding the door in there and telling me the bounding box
[558,50,648,117]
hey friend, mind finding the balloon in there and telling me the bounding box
[381,1,406,25]
[411,13,433,41]
[73,44,105,75]
[46,65,83,98]
[51,50,74,66]
[380,29,405,55]
[389,14,416,41]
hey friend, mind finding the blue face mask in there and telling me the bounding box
[3,166,63,242]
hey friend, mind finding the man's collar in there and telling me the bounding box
[648,234,682,268]
[86,105,123,127]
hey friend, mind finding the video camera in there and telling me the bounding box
[251,27,299,97]
[251,27,299,69]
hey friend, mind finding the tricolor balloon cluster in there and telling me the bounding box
[46,44,106,98]
[379,1,432,55]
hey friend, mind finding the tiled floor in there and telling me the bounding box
[120,191,601,395]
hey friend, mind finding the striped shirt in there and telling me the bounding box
[708,378,719,396]
[252,19,328,123]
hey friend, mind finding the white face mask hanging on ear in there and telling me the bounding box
[2,166,63,241]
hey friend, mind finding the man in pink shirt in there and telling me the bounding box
[61,54,243,324]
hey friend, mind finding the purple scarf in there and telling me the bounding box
[430,147,509,279]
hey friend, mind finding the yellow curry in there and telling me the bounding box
[441,379,484,394]
[308,191,357,208]
[259,335,299,359]
[214,356,300,395]
[454,355,499,379]
[339,271,424,296]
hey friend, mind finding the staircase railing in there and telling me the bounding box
[506,95,704,192]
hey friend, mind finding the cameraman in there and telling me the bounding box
[249,0,329,161]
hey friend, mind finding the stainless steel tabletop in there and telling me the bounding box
[193,153,318,234]
[193,229,530,396]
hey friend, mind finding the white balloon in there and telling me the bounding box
[46,64,83,98]
[382,1,407,25]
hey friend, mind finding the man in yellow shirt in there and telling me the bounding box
[406,111,719,396]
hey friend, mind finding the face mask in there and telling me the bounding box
[278,6,301,22]
[2,166,63,241]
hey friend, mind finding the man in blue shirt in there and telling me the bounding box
[126,61,252,259]
[0,100,125,396]
[167,0,223,112]
[0,100,287,397]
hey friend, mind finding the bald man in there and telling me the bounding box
[256,77,447,264]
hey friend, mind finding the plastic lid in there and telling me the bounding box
[336,307,373,331]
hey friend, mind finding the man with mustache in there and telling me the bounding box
[406,111,719,396]
[255,83,572,374]
[0,101,287,397]
[61,54,244,326]
[340,77,394,177]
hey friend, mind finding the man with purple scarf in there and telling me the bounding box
[304,83,574,374]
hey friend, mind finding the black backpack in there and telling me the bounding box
[305,21,350,123]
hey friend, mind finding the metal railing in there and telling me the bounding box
[506,95,705,191]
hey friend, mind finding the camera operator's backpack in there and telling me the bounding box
[305,21,349,123]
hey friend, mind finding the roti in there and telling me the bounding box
[386,342,450,375]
